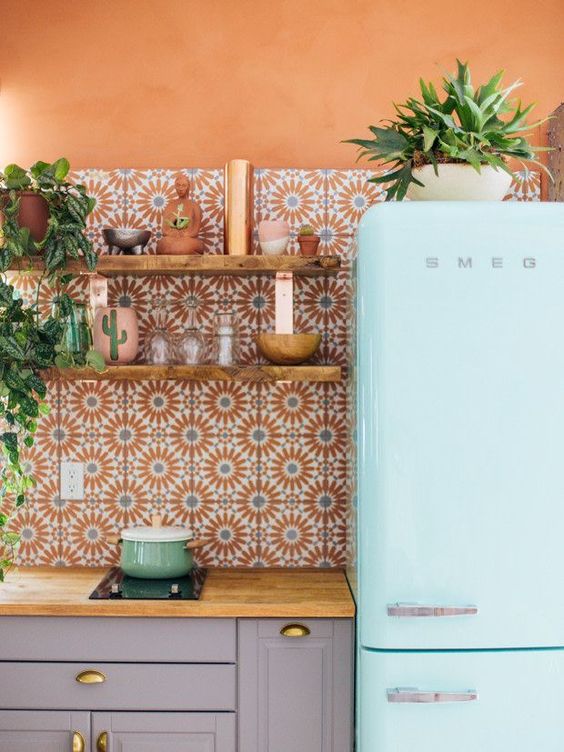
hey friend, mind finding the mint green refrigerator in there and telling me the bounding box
[356,201,564,750]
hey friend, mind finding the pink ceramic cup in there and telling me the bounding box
[258,220,290,242]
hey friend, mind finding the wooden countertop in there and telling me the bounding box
[0,567,355,618]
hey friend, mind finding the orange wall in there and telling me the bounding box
[0,0,562,169]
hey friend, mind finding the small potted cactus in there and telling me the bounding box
[297,225,321,256]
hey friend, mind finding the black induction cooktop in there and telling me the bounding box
[89,567,207,600]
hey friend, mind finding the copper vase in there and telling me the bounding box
[224,159,254,255]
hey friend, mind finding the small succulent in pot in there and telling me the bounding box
[345,60,552,201]
[297,224,320,256]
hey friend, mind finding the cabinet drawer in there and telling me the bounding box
[0,617,236,662]
[2,662,236,711]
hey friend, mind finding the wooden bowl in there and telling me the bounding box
[256,333,321,365]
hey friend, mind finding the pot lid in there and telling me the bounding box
[121,526,192,543]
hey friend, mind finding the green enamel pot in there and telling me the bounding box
[119,525,204,579]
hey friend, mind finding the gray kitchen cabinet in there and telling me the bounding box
[238,618,354,752]
[92,712,236,751]
[0,710,89,751]
[0,615,354,751]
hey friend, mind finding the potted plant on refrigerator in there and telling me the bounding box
[345,60,551,201]
[0,157,104,580]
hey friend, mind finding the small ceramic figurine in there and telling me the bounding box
[156,173,205,255]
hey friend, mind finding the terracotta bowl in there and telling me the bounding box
[256,333,321,365]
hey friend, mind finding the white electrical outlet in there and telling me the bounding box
[60,461,85,500]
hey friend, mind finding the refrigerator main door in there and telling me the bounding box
[360,647,564,752]
[357,202,564,649]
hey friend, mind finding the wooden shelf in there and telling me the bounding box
[9,254,341,277]
[42,364,342,383]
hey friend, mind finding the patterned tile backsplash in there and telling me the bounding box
[11,167,540,568]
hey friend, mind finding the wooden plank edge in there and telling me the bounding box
[0,603,356,618]
[7,255,342,277]
[41,365,342,383]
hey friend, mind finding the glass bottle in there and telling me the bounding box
[175,307,207,365]
[210,312,240,366]
[52,300,92,358]
[144,298,175,365]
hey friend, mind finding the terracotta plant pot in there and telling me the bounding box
[298,234,321,256]
[407,164,513,201]
[1,191,49,243]
[93,307,139,365]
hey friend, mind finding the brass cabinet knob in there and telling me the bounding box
[75,669,106,684]
[97,731,108,751]
[72,731,85,752]
[280,623,311,638]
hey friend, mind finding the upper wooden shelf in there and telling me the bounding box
[9,255,341,277]
[42,364,342,383]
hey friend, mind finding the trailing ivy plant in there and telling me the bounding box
[345,60,551,200]
[0,158,104,579]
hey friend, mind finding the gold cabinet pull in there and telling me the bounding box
[76,668,106,684]
[72,731,85,752]
[97,731,108,752]
[280,623,311,638]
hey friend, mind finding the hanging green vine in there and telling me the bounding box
[0,158,103,579]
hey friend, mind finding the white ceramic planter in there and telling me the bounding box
[259,236,289,255]
[407,163,513,201]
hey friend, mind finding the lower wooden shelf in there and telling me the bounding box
[42,364,341,382]
[8,254,341,277]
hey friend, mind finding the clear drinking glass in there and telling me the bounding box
[144,299,175,365]
[175,307,208,365]
[210,312,240,366]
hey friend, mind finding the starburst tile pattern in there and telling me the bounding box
[191,169,224,255]
[70,168,125,256]
[255,169,326,255]
[8,166,540,569]
[504,169,542,201]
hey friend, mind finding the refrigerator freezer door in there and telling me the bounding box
[357,202,564,649]
[360,647,564,752]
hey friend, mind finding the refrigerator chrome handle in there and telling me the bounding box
[387,687,478,704]
[387,603,478,617]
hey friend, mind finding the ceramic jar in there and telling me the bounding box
[258,220,290,256]
[93,306,139,365]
